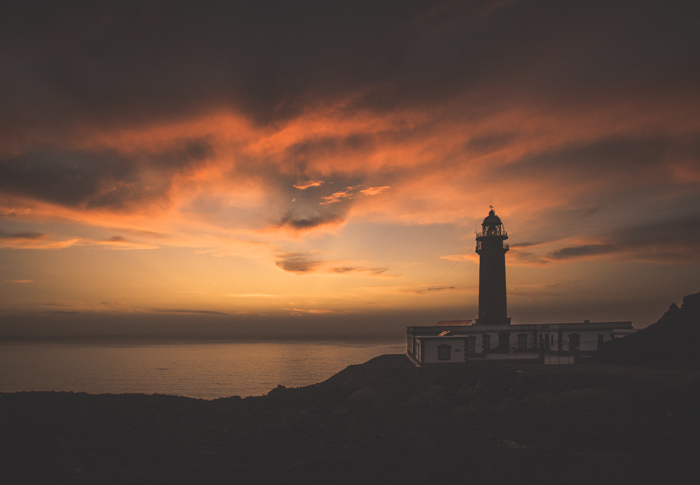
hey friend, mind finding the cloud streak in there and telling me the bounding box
[293,180,324,190]
[0,230,45,240]
[548,244,617,261]
[275,253,322,274]
[275,252,392,277]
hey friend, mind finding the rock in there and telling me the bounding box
[597,291,700,367]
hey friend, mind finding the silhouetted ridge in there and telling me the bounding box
[3,353,700,484]
[598,291,700,367]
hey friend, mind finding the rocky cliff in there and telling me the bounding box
[598,291,700,367]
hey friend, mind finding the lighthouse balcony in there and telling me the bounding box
[476,241,509,251]
[476,229,507,238]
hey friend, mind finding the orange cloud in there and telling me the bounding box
[293,180,324,190]
[274,252,394,277]
[3,85,697,238]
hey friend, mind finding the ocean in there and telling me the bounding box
[0,339,405,399]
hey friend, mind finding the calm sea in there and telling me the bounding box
[0,339,405,399]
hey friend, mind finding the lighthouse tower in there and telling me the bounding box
[475,208,511,325]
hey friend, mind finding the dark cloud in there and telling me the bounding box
[615,214,700,249]
[39,310,81,315]
[152,309,230,316]
[0,138,212,209]
[275,253,388,276]
[510,242,541,248]
[548,244,617,260]
[500,137,669,186]
[329,266,389,275]
[275,253,321,274]
[330,267,355,274]
[510,249,549,266]
[426,286,455,292]
[272,174,368,231]
[465,132,517,155]
[277,212,344,231]
[1,0,697,136]
[116,228,169,239]
[0,151,139,208]
[407,285,456,295]
[547,214,700,262]
[0,230,45,240]
[150,138,215,170]
[107,236,128,243]
[274,178,392,231]
[286,134,377,163]
[608,214,700,262]
[0,0,436,129]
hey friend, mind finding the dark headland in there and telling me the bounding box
[2,293,700,484]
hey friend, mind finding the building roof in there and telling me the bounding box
[408,321,633,336]
[482,209,502,226]
[435,320,472,326]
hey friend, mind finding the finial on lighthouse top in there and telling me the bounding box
[479,207,507,237]
[482,207,502,226]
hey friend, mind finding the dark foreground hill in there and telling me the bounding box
[2,356,700,485]
[598,291,700,367]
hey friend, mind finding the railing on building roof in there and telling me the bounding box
[435,320,472,326]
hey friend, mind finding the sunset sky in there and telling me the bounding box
[1,0,698,338]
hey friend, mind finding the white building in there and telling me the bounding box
[406,209,634,365]
[406,320,635,365]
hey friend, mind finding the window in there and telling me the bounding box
[466,337,476,354]
[569,333,580,351]
[498,332,510,351]
[437,344,452,361]
[597,334,605,348]
[540,334,552,350]
[482,334,491,352]
[518,334,528,351]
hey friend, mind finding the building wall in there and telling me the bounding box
[474,334,485,353]
[575,331,612,351]
[421,338,465,364]
[545,354,575,365]
[483,353,539,360]
[407,322,632,364]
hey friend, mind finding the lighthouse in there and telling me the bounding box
[406,208,634,365]
[475,207,511,326]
